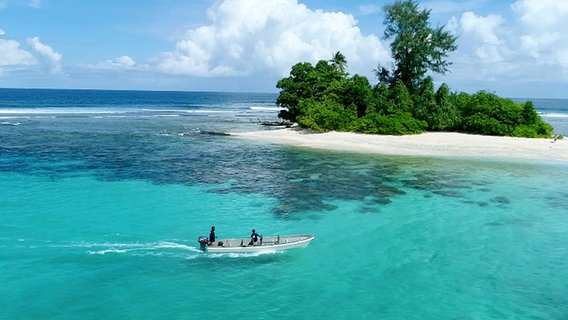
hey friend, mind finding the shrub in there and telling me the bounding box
[351,112,427,135]
[297,99,356,132]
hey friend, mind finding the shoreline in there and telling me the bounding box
[232,128,568,163]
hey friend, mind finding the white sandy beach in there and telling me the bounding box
[233,128,568,162]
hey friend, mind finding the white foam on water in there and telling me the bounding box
[0,108,133,115]
[540,113,568,119]
[249,106,281,111]
[87,249,128,255]
[155,241,201,251]
[141,109,231,114]
[91,115,131,119]
[206,250,280,259]
[41,240,204,258]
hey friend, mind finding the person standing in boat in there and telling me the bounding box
[209,226,216,245]
[250,229,262,245]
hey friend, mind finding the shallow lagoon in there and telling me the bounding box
[1,89,568,319]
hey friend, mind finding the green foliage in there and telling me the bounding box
[350,112,427,135]
[455,91,553,137]
[370,83,394,115]
[276,62,317,121]
[276,60,345,121]
[461,113,511,136]
[338,75,375,117]
[429,83,460,131]
[380,0,457,93]
[329,51,347,73]
[412,76,436,121]
[521,101,538,124]
[511,121,553,138]
[389,80,413,114]
[297,98,356,132]
[461,91,524,126]
[275,53,553,137]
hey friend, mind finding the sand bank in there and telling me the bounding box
[233,128,568,162]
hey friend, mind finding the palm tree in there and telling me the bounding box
[329,51,347,73]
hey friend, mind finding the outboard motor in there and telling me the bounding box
[197,236,208,251]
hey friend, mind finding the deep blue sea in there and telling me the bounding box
[1,89,568,319]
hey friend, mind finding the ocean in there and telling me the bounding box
[1,88,568,319]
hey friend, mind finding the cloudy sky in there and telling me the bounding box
[0,0,567,98]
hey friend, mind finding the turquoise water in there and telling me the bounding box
[1,89,568,319]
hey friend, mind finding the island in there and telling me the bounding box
[235,0,565,163]
[276,1,556,137]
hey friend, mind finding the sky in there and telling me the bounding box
[0,0,567,98]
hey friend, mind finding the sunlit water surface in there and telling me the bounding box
[1,89,568,319]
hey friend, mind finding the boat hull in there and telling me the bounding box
[204,234,314,253]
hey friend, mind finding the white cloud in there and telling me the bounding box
[0,37,36,73]
[512,0,568,69]
[512,0,568,29]
[446,16,459,34]
[91,55,136,70]
[445,11,519,82]
[27,36,62,73]
[0,29,5,36]
[156,0,390,79]
[460,12,506,62]
[438,0,568,96]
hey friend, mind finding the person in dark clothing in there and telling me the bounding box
[250,229,261,245]
[209,226,216,245]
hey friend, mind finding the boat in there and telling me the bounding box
[197,234,315,253]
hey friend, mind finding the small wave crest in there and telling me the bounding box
[87,249,128,255]
[143,108,231,114]
[0,108,133,115]
[0,121,22,126]
[539,112,568,119]
[249,106,281,111]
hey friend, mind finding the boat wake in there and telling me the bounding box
[80,241,203,257]
[80,241,282,259]
[1,237,284,259]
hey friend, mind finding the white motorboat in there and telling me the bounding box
[197,234,315,253]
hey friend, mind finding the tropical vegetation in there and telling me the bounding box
[275,0,553,138]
